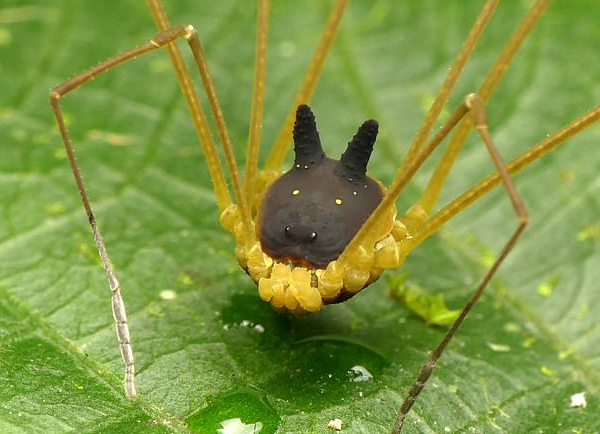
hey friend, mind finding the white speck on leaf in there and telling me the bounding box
[348,365,373,382]
[570,392,587,408]
[327,418,343,431]
[217,418,263,434]
[159,289,177,300]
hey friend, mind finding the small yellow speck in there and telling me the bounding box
[540,365,556,377]
[352,191,357,195]
[178,274,193,285]
[335,198,342,205]
[522,336,535,348]
[292,189,300,195]
[577,223,600,241]
[559,349,574,360]
[303,165,309,169]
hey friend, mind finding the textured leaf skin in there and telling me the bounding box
[1,1,599,433]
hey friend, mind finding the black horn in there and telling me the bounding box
[293,104,325,167]
[339,119,378,180]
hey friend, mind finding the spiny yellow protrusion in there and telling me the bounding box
[316,260,344,301]
[344,268,370,293]
[289,267,323,313]
[258,263,292,310]
[247,242,273,280]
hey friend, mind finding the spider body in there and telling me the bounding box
[220,106,410,315]
[251,104,405,311]
[259,105,384,270]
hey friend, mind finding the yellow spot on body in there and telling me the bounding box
[303,165,309,169]
[352,191,357,195]
[335,198,342,205]
[292,189,300,195]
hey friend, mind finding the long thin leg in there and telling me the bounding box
[400,0,500,168]
[419,0,552,213]
[50,41,160,400]
[146,1,255,245]
[244,0,270,211]
[338,0,498,264]
[392,93,530,433]
[49,24,243,399]
[144,0,232,215]
[332,103,476,273]
[263,0,350,171]
[184,27,255,246]
[405,104,600,252]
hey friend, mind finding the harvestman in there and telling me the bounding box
[50,0,600,432]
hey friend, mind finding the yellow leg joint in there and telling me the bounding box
[401,204,429,234]
[316,260,344,301]
[373,235,401,269]
[247,242,273,280]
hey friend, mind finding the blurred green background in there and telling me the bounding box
[1,1,599,433]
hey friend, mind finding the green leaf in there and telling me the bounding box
[1,1,600,433]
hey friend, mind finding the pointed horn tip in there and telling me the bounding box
[360,119,379,134]
[296,104,313,118]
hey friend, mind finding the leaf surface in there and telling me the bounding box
[1,1,599,433]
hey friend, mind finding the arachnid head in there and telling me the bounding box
[224,105,411,315]
[257,104,385,268]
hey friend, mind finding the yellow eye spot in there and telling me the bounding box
[292,189,300,195]
[335,198,342,205]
